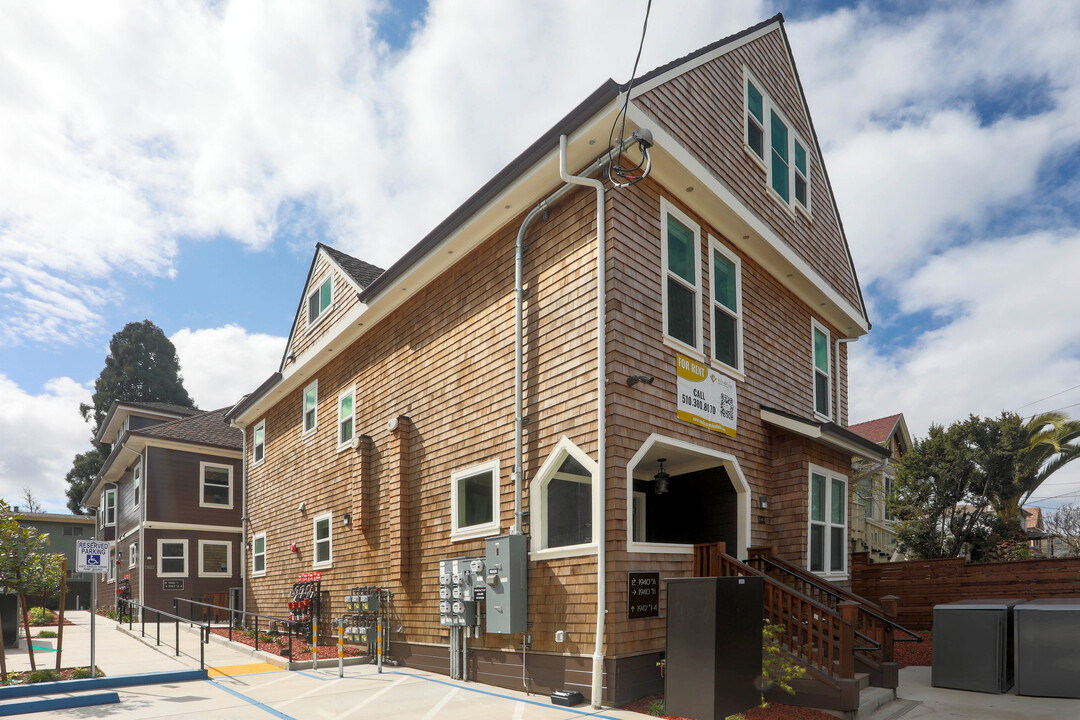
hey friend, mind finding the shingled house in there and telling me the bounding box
[83,401,243,612]
[227,14,893,710]
[849,413,911,562]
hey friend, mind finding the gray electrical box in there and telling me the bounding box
[485,534,528,634]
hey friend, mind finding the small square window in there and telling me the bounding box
[451,460,501,541]
[308,275,333,325]
[199,540,232,577]
[158,539,187,577]
[200,462,233,508]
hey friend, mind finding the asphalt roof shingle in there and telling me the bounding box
[849,414,903,445]
[132,407,241,450]
[320,244,383,289]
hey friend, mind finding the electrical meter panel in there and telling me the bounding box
[342,586,392,649]
[288,572,322,641]
[438,556,485,628]
[485,534,528,634]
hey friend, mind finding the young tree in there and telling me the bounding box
[65,320,197,513]
[19,488,43,513]
[1045,504,1080,557]
[0,502,65,673]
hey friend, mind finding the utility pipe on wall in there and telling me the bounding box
[559,134,609,710]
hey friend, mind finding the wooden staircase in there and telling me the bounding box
[694,543,923,714]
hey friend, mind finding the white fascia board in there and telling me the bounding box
[626,104,870,338]
[235,101,626,426]
[759,408,867,458]
[630,22,780,98]
[142,438,243,459]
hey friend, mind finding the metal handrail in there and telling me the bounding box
[127,601,208,670]
[173,597,298,656]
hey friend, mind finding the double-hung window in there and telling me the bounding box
[809,467,847,577]
[158,539,188,577]
[661,199,702,355]
[129,541,138,570]
[307,275,332,325]
[303,380,318,435]
[200,462,233,508]
[104,488,116,526]
[133,462,141,509]
[709,238,743,373]
[812,320,831,418]
[199,540,231,577]
[744,68,811,214]
[253,420,266,466]
[313,513,332,568]
[338,387,355,447]
[252,532,267,576]
[451,460,500,541]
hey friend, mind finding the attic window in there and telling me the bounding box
[307,275,333,325]
[744,67,812,216]
[746,79,764,159]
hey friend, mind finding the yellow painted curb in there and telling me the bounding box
[207,663,284,678]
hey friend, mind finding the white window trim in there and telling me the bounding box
[129,541,138,570]
[251,531,267,578]
[660,198,704,359]
[808,464,848,581]
[306,273,334,329]
[312,512,333,569]
[199,461,234,509]
[337,386,356,450]
[450,459,501,542]
[708,236,745,379]
[104,488,117,527]
[198,539,232,578]
[812,319,832,421]
[529,438,599,561]
[302,379,319,437]
[252,419,266,467]
[743,65,812,217]
[157,538,188,578]
[133,461,141,510]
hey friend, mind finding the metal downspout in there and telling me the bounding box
[558,134,608,709]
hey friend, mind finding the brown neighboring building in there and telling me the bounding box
[226,14,888,706]
[83,401,242,612]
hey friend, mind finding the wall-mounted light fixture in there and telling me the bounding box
[245,540,252,551]
[626,374,655,387]
[758,495,769,510]
[653,458,670,495]
[297,501,305,513]
[343,513,352,526]
[757,515,767,524]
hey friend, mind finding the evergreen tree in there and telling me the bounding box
[65,320,196,514]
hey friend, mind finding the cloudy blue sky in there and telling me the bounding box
[2,0,1078,514]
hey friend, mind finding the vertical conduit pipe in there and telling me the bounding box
[558,134,608,709]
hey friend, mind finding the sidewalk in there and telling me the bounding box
[897,666,1080,719]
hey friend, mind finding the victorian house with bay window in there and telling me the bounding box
[227,14,890,710]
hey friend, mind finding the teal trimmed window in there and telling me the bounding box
[338,388,355,446]
[662,200,701,352]
[307,275,333,324]
[813,323,830,417]
[794,139,809,208]
[810,468,847,575]
[710,240,742,372]
[747,79,764,159]
[303,380,318,434]
[744,68,811,213]
[770,111,789,202]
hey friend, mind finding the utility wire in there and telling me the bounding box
[1015,383,1080,412]
[606,0,653,183]
[1025,400,1080,420]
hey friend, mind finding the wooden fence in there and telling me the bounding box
[850,551,1080,630]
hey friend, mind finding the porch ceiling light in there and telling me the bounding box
[653,458,670,495]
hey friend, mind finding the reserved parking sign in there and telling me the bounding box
[76,539,111,574]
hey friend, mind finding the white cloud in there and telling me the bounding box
[171,325,286,410]
[0,374,92,514]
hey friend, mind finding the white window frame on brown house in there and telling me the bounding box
[199,461,234,509]
[660,198,704,360]
[811,319,832,420]
[312,512,333,569]
[104,488,116,527]
[251,531,267,577]
[743,66,812,217]
[302,380,318,437]
[529,438,599,561]
[307,273,333,328]
[198,539,232,578]
[158,539,188,578]
[808,464,847,580]
[128,541,138,570]
[450,459,501,542]
[708,236,745,379]
[253,420,266,467]
[337,387,356,449]
[133,461,141,510]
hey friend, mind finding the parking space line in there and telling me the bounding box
[513,700,526,719]
[210,678,299,720]
[278,677,347,709]
[331,675,410,720]
[389,672,625,720]
[420,686,459,720]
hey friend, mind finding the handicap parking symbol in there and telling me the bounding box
[86,554,101,566]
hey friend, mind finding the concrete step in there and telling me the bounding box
[824,684,921,719]
[863,698,920,720]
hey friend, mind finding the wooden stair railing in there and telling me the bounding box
[694,544,858,690]
[744,547,922,671]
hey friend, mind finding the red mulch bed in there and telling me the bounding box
[209,628,366,660]
[894,631,933,668]
[621,695,836,719]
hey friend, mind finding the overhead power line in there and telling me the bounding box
[1015,383,1080,412]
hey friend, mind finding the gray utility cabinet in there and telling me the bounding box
[484,534,527,634]
[665,576,762,720]
[1014,599,1080,698]
[932,598,1024,693]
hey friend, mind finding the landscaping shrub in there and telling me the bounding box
[26,669,61,684]
[36,630,58,638]
[28,607,56,625]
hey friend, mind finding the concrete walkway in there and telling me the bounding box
[897,666,1080,719]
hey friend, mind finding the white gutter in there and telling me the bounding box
[559,134,608,709]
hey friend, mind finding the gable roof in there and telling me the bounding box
[96,399,201,444]
[849,414,905,445]
[321,244,383,288]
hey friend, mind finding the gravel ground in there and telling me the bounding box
[208,627,367,659]
[894,631,933,668]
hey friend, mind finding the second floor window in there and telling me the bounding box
[661,199,702,354]
[710,239,742,373]
[133,462,141,509]
[253,420,265,465]
[104,489,116,526]
[812,321,831,419]
[201,462,233,508]
[129,541,138,569]
[313,513,332,568]
[338,388,355,446]
[303,380,318,435]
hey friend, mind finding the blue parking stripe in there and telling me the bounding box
[210,678,299,719]
[389,671,624,719]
